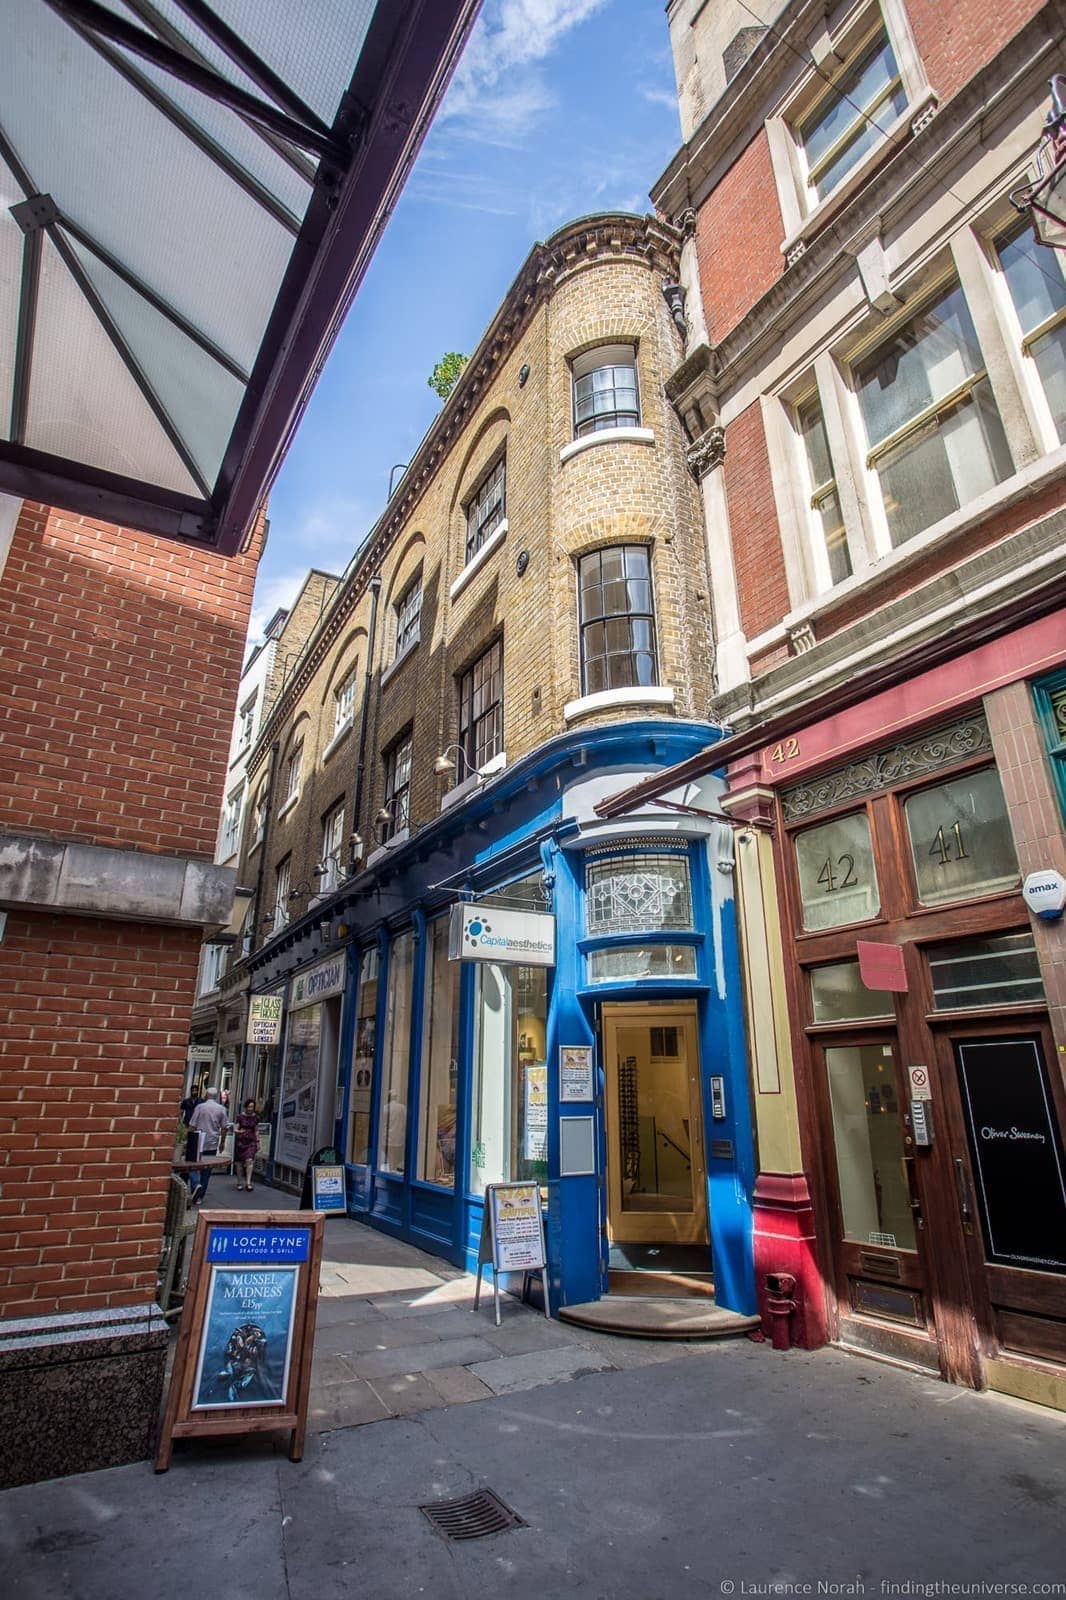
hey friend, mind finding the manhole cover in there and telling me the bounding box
[420,1487,525,1541]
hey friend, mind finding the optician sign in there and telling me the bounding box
[247,994,284,1046]
[291,953,346,1009]
[449,901,555,967]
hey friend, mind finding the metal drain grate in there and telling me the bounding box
[420,1487,525,1541]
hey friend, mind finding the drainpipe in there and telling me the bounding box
[351,575,382,854]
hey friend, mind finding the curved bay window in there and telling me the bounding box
[572,344,639,436]
[578,546,657,695]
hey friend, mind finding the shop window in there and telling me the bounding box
[825,1042,915,1251]
[793,811,880,931]
[995,225,1066,442]
[578,546,657,695]
[470,962,548,1195]
[586,852,691,934]
[572,344,639,437]
[417,917,460,1187]
[903,766,1019,906]
[465,456,506,564]
[587,944,697,984]
[796,395,851,586]
[395,573,422,657]
[378,932,414,1174]
[1033,669,1066,822]
[809,960,895,1023]
[347,948,379,1166]
[382,733,412,840]
[926,932,1043,1011]
[458,638,503,771]
[854,280,1012,547]
[795,26,905,202]
[318,803,345,893]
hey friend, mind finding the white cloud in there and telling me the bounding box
[248,495,368,640]
[442,0,610,136]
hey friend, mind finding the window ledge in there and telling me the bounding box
[248,838,262,859]
[780,88,937,261]
[381,637,419,687]
[559,427,655,464]
[365,827,409,870]
[277,791,300,820]
[321,719,353,764]
[439,752,507,812]
[564,685,675,724]
[449,519,508,601]
[754,438,1066,658]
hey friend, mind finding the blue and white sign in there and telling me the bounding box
[205,1226,312,1264]
[1022,869,1066,922]
[290,952,346,1009]
[311,1164,346,1213]
[449,901,555,967]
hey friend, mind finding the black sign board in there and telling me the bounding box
[955,1037,1066,1275]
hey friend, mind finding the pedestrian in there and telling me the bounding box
[187,1086,229,1203]
[180,1087,201,1163]
[233,1099,260,1192]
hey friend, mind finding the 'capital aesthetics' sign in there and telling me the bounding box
[449,901,555,967]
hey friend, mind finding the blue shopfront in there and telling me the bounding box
[263,722,757,1318]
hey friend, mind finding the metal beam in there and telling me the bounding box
[122,0,317,185]
[0,440,213,541]
[61,21,302,235]
[169,0,330,141]
[10,230,43,446]
[57,215,250,384]
[42,0,340,160]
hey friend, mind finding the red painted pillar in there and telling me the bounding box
[752,1172,828,1350]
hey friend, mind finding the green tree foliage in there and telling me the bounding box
[428,351,469,400]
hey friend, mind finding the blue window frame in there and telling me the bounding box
[1033,668,1066,822]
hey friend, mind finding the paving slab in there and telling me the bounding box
[365,1371,450,1416]
[424,1364,495,1405]
[479,1313,584,1355]
[468,1343,617,1394]
[307,1377,391,1431]
[352,1335,500,1380]
[313,1317,445,1357]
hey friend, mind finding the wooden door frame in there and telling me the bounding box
[601,1000,708,1246]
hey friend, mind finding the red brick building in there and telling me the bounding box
[604,0,1066,1406]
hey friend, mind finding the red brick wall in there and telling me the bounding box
[0,912,201,1318]
[0,503,262,857]
[695,131,785,343]
[907,0,1045,107]
[723,402,792,638]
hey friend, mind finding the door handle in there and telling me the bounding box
[903,1156,924,1230]
[954,1157,973,1225]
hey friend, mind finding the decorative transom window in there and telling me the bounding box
[796,396,851,586]
[382,734,412,840]
[586,853,693,935]
[334,671,357,735]
[996,224,1066,444]
[572,344,639,437]
[319,803,345,892]
[459,639,503,770]
[282,739,303,803]
[395,574,422,656]
[578,545,657,694]
[853,280,1012,548]
[1033,669,1066,822]
[795,26,905,201]
[465,456,506,564]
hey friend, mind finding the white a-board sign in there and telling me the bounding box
[474,1182,551,1327]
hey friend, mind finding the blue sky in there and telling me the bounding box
[250,0,681,637]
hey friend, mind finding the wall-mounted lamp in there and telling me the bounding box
[518,363,530,387]
[1011,75,1066,250]
[433,742,478,779]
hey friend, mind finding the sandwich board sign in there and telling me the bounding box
[311,1163,346,1213]
[473,1182,551,1327]
[155,1210,324,1471]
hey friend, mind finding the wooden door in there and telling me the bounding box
[602,1003,708,1246]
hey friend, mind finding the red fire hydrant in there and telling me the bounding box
[765,1272,797,1351]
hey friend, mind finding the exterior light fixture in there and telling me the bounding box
[1012,75,1066,250]
[434,743,477,777]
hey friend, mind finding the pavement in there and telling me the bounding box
[2,1183,1064,1598]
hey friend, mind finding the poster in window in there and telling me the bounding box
[276,1006,321,1171]
[523,1064,548,1160]
[191,1265,298,1409]
[560,1045,594,1102]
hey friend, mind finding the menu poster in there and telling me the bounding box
[192,1266,297,1409]
[560,1044,594,1103]
[490,1182,546,1272]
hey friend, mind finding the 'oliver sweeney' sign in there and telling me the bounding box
[955,1037,1066,1274]
[449,901,555,967]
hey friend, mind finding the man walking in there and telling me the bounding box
[187,1086,229,1203]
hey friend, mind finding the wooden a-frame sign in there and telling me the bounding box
[155,1209,324,1471]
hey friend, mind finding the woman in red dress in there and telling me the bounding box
[234,1099,260,1192]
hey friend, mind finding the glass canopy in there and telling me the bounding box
[0,0,478,552]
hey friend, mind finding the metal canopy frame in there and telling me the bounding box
[1,0,480,552]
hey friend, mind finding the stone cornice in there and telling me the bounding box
[247,213,682,765]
